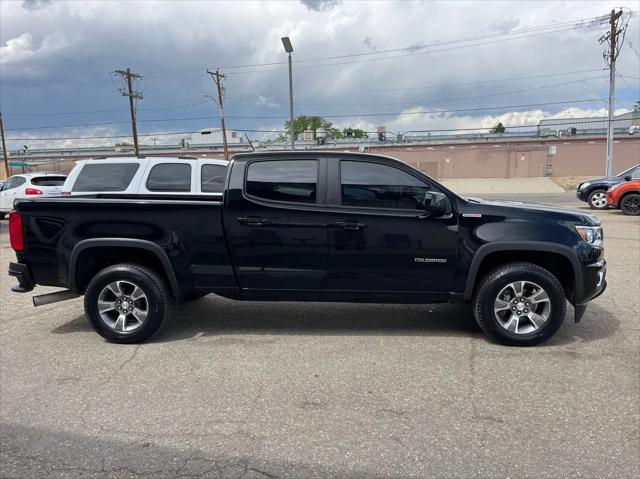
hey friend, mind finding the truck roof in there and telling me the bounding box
[231,150,399,162]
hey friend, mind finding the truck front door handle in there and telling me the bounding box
[329,220,367,231]
[237,216,271,226]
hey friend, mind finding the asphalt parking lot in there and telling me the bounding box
[1,193,638,478]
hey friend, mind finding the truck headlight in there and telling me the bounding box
[575,226,603,248]
[579,181,591,190]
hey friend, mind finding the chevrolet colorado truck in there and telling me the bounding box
[7,152,607,346]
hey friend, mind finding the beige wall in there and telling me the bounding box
[334,137,640,178]
[9,136,640,179]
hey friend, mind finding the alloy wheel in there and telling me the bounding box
[493,280,551,335]
[622,196,640,214]
[97,280,149,333]
[590,192,607,208]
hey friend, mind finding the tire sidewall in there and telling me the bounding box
[84,265,167,343]
[588,189,608,209]
[621,194,640,215]
[476,267,566,346]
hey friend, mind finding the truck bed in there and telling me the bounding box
[13,196,234,296]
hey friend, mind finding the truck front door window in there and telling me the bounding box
[246,160,317,204]
[340,161,430,210]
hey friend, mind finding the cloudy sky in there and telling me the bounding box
[1,0,639,149]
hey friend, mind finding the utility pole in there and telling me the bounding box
[114,68,143,156]
[206,69,229,161]
[602,9,624,176]
[0,111,9,179]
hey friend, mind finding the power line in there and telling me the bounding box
[227,75,607,108]
[0,100,214,117]
[3,99,608,131]
[145,14,608,76]
[293,68,607,97]
[5,117,636,142]
[223,25,609,75]
[1,69,607,118]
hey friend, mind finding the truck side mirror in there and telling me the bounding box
[423,191,450,217]
[624,175,632,181]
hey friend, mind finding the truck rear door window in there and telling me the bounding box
[72,163,140,192]
[246,160,317,204]
[31,176,67,186]
[201,164,227,193]
[146,163,192,192]
[340,160,429,210]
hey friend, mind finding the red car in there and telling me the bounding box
[607,180,640,215]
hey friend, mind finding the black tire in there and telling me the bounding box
[84,263,171,343]
[587,189,608,209]
[620,193,640,216]
[473,262,566,346]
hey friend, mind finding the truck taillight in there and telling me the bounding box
[24,188,43,195]
[9,211,25,251]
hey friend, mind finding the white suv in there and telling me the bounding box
[62,157,228,197]
[0,172,67,217]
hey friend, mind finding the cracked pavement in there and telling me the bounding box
[1,194,638,478]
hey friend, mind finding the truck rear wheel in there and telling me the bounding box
[473,262,566,346]
[84,263,171,343]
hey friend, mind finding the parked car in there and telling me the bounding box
[0,172,67,218]
[576,164,640,209]
[61,156,228,196]
[606,180,640,215]
[8,152,607,346]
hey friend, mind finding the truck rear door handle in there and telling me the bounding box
[329,220,366,230]
[237,216,271,226]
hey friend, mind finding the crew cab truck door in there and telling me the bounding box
[224,157,328,293]
[326,158,458,298]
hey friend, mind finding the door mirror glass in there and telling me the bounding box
[423,191,450,217]
[624,175,632,181]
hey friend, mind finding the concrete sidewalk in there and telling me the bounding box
[441,177,565,194]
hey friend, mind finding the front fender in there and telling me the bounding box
[463,241,583,303]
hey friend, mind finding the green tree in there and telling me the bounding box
[490,122,506,134]
[284,115,344,139]
[342,127,368,139]
[276,116,368,142]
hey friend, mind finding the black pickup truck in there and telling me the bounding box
[8,151,607,346]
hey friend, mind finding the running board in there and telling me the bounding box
[33,290,81,307]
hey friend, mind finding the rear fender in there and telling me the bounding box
[69,238,181,297]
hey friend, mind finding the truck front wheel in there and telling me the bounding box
[84,263,171,343]
[473,262,566,346]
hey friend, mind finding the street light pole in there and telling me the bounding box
[282,37,294,150]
